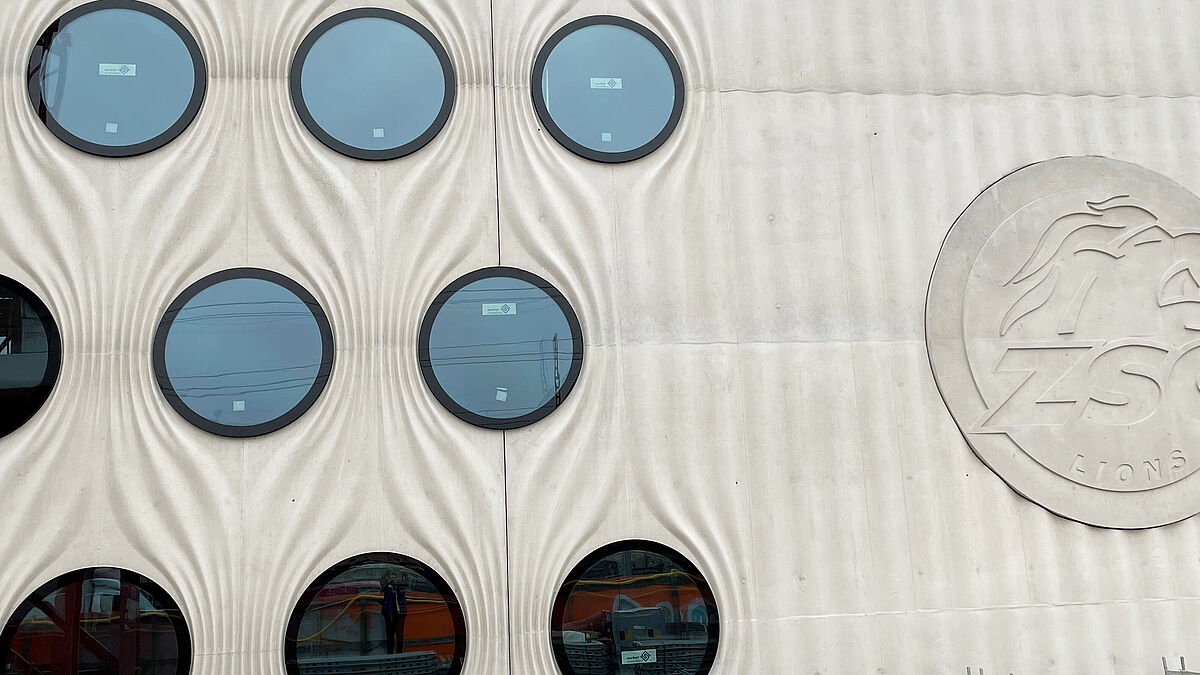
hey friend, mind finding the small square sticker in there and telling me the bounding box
[232,400,246,412]
[601,132,613,143]
[373,128,385,138]
[105,123,119,134]
[495,387,509,402]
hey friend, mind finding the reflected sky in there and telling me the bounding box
[541,23,676,153]
[427,276,575,420]
[163,277,325,427]
[38,8,197,146]
[300,16,447,151]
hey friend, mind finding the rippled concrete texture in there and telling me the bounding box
[1,0,1198,673]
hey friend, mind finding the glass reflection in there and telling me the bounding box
[296,12,451,155]
[554,546,718,675]
[426,274,577,423]
[160,275,328,430]
[32,6,200,148]
[0,278,59,438]
[286,554,465,675]
[1,568,190,675]
[539,22,678,155]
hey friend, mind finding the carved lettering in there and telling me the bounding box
[930,159,1200,525]
[1071,454,1087,476]
[1116,463,1134,483]
[1144,459,1162,481]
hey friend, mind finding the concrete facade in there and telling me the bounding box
[1,0,1198,673]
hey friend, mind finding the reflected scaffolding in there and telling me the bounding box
[551,542,719,675]
[0,276,60,439]
[285,553,466,675]
[0,568,191,675]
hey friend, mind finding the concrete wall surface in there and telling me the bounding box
[1,0,1198,673]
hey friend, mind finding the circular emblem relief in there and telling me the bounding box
[928,157,1200,528]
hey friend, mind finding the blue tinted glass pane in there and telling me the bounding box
[541,24,676,153]
[164,278,323,427]
[300,17,447,151]
[40,8,197,146]
[428,277,574,420]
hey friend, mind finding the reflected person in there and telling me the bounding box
[380,571,409,654]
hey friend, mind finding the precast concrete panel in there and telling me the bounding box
[0,0,1198,673]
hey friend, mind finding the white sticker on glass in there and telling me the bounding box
[232,400,246,412]
[621,649,657,665]
[482,302,517,316]
[99,63,136,77]
[373,128,385,138]
[105,123,119,134]
[590,77,623,90]
[601,132,613,143]
[495,387,509,402]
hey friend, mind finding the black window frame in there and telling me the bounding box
[151,267,335,438]
[283,551,468,675]
[417,266,585,430]
[26,0,208,158]
[531,15,686,163]
[549,540,720,675]
[289,8,457,161]
[0,566,193,674]
[0,274,62,440]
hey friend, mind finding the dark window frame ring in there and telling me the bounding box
[0,566,193,674]
[151,267,335,438]
[289,7,457,161]
[26,0,208,158]
[416,266,585,431]
[282,551,468,675]
[549,539,721,675]
[0,275,62,440]
[531,15,686,163]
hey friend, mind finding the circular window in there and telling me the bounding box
[284,553,467,675]
[0,276,61,439]
[550,541,719,675]
[290,8,456,160]
[1,567,191,674]
[417,267,584,430]
[532,16,684,163]
[27,0,207,157]
[152,268,334,438]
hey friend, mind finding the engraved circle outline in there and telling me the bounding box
[926,156,1200,529]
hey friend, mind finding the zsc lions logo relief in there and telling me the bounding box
[927,157,1200,528]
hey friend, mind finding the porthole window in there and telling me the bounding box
[284,553,467,675]
[532,16,684,163]
[1,567,191,674]
[152,268,334,438]
[0,276,61,439]
[290,8,456,160]
[550,541,719,675]
[27,0,207,157]
[417,267,584,430]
